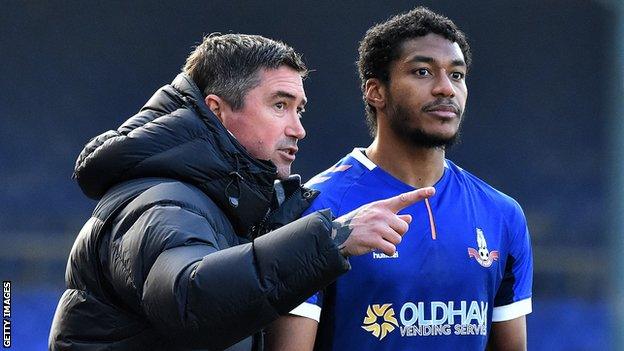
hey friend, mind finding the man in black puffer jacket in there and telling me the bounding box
[49,34,434,350]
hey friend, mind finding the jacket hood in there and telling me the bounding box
[73,73,278,234]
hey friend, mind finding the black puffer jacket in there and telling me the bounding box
[49,73,350,350]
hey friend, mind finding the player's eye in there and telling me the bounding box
[297,107,305,119]
[275,102,286,110]
[450,71,465,81]
[412,68,431,76]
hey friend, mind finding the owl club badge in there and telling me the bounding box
[467,228,499,268]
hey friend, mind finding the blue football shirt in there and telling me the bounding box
[296,148,533,351]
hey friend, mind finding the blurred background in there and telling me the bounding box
[1,0,622,349]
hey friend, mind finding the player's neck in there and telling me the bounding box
[366,132,446,189]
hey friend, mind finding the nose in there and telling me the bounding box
[286,113,306,140]
[431,73,455,98]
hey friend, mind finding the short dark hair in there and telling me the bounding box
[358,7,472,135]
[183,33,308,110]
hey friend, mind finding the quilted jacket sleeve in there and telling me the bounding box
[109,197,348,350]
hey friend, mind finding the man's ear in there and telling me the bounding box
[364,78,386,111]
[204,94,225,122]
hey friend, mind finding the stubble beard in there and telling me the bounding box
[387,100,463,150]
[274,138,297,180]
[275,164,291,180]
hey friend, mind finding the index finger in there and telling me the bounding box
[379,187,435,213]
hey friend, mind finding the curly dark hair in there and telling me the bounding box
[358,7,472,135]
[183,33,307,110]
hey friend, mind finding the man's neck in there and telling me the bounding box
[365,131,446,189]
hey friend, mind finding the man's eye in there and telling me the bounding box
[413,68,430,76]
[451,72,465,80]
[275,102,286,110]
[297,108,305,118]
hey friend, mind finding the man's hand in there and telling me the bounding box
[331,187,435,257]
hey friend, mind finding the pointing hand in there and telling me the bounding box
[331,187,435,257]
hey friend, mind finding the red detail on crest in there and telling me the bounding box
[489,251,499,260]
[467,248,500,268]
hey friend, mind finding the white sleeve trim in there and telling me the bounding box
[492,297,532,322]
[288,302,322,322]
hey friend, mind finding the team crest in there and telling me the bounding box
[467,228,499,268]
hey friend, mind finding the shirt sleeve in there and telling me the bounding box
[492,202,533,322]
[289,292,323,322]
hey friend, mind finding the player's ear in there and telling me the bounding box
[364,78,386,110]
